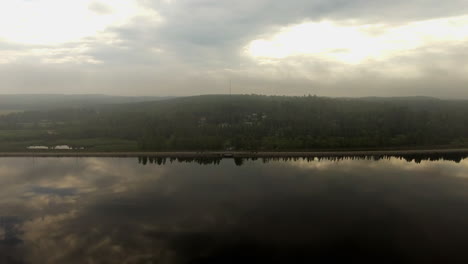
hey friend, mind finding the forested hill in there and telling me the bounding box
[0,95,467,151]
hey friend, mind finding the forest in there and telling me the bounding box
[0,95,466,151]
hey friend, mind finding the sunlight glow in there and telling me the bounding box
[246,15,468,64]
[0,0,160,45]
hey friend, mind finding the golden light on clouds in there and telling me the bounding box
[246,15,468,64]
[0,0,160,45]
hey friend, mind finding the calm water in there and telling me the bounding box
[1,157,468,263]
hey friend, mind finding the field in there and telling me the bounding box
[0,129,139,151]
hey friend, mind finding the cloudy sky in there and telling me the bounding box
[1,0,468,97]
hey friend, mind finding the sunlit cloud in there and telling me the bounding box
[0,0,161,45]
[246,15,468,64]
[0,0,467,96]
[0,45,103,64]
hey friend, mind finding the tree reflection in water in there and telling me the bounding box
[0,156,467,263]
[137,152,468,166]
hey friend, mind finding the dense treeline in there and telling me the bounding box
[0,95,467,151]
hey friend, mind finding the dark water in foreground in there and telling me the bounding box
[1,157,468,263]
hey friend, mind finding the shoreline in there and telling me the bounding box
[0,148,467,158]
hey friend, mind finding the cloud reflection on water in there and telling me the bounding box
[0,157,467,263]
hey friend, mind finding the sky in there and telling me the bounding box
[1,0,468,98]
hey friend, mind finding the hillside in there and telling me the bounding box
[0,95,466,151]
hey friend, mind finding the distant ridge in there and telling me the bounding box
[356,96,441,101]
[1,93,465,111]
[0,94,175,110]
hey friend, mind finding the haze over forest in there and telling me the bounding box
[1,0,468,98]
[0,94,465,152]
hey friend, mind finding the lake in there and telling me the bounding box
[1,156,468,263]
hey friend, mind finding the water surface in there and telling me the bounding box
[0,157,468,263]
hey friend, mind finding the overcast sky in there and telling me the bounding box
[1,0,468,97]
